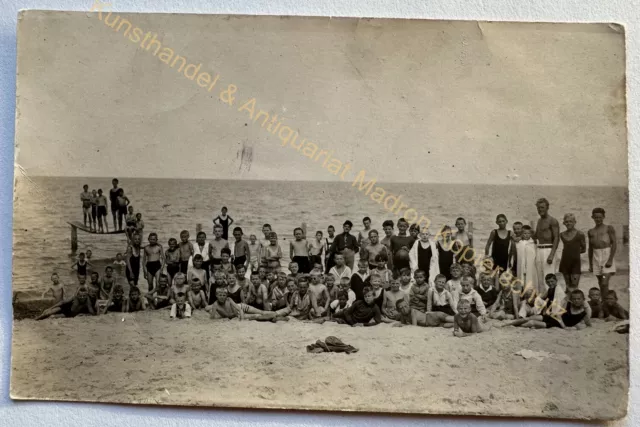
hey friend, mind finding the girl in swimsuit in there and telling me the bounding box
[213,206,234,240]
[559,213,587,292]
[485,214,511,274]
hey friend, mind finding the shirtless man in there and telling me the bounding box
[588,207,617,297]
[80,184,92,229]
[143,232,164,293]
[360,229,390,270]
[534,198,560,294]
[36,286,95,320]
[109,178,121,231]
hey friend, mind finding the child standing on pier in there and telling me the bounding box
[213,206,234,240]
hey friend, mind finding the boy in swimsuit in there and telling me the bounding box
[125,206,137,243]
[135,213,145,236]
[484,214,511,276]
[559,213,587,292]
[188,256,207,294]
[146,274,171,309]
[446,263,463,301]
[36,286,94,320]
[333,286,382,327]
[453,299,490,336]
[80,184,92,229]
[143,232,164,292]
[249,271,270,310]
[178,230,194,274]
[89,189,98,232]
[117,189,131,232]
[127,287,147,312]
[454,217,474,249]
[308,231,324,267]
[248,234,261,273]
[188,280,207,310]
[603,290,629,321]
[361,229,390,271]
[213,206,234,240]
[71,252,92,277]
[96,189,109,233]
[208,287,283,321]
[458,275,487,320]
[42,272,65,303]
[588,207,617,297]
[409,270,429,312]
[109,178,121,230]
[163,238,181,284]
[263,232,283,268]
[358,216,373,249]
[232,227,250,271]
[290,227,310,274]
[382,278,409,321]
[259,224,273,263]
[587,287,604,319]
[394,299,454,327]
[220,248,236,276]
[99,266,116,300]
[306,270,330,318]
[209,224,230,268]
[389,218,414,274]
[102,284,127,314]
[235,265,248,291]
[289,277,313,320]
[86,272,101,309]
[489,278,520,320]
[270,272,289,310]
[170,292,192,319]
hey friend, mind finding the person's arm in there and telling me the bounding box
[579,232,587,254]
[170,304,177,318]
[381,293,390,317]
[484,230,495,256]
[262,286,271,311]
[322,288,330,311]
[185,303,192,318]
[230,300,244,320]
[583,304,593,327]
[309,292,320,317]
[426,288,433,311]
[587,230,594,272]
[289,242,294,261]
[607,225,617,267]
[213,216,220,226]
[512,291,521,319]
[159,244,165,268]
[125,247,133,277]
[188,291,196,309]
[548,218,561,262]
[42,287,52,299]
[86,297,96,315]
[228,216,234,226]
[489,291,502,315]
[142,247,148,279]
[474,292,487,317]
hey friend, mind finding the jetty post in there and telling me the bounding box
[70,223,78,252]
[196,223,203,234]
[302,222,307,238]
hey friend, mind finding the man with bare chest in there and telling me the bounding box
[143,232,164,293]
[534,198,560,294]
[588,207,617,297]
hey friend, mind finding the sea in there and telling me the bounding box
[12,176,629,294]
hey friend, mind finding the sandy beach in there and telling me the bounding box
[11,273,629,421]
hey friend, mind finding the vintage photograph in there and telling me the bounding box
[11,10,628,420]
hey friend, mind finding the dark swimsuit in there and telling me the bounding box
[109,188,119,213]
[544,301,586,328]
[60,300,89,317]
[228,287,242,304]
[437,241,455,281]
[417,243,433,283]
[215,216,230,240]
[110,298,124,313]
[146,260,162,277]
[559,231,583,275]
[76,261,88,276]
[491,230,511,272]
[293,256,311,274]
[126,246,141,286]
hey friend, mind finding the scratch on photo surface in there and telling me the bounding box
[15,163,46,199]
[238,142,253,172]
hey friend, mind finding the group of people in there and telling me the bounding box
[40,189,627,336]
[79,179,132,233]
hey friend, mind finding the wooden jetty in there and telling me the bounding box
[67,221,125,251]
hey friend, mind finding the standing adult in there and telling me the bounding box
[330,220,360,270]
[109,178,122,231]
[125,233,142,288]
[534,198,560,294]
[588,207,617,297]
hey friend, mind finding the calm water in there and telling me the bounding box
[12,177,629,293]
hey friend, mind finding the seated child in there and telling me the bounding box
[446,263,463,297]
[170,292,192,319]
[209,270,227,304]
[458,275,487,320]
[329,253,352,282]
[220,247,236,276]
[100,266,116,300]
[333,286,382,327]
[188,280,208,310]
[409,270,429,312]
[489,277,520,320]
[170,272,190,304]
[381,278,409,321]
[329,290,352,318]
[369,273,385,309]
[368,253,391,287]
[188,255,207,288]
[587,287,604,319]
[86,272,101,308]
[102,284,126,314]
[427,274,456,316]
[287,262,299,280]
[309,271,330,318]
[208,287,287,320]
[350,259,369,301]
[395,299,454,327]
[42,272,65,303]
[270,272,289,310]
[127,286,147,312]
[339,276,356,304]
[326,274,338,301]
[248,271,270,311]
[453,299,491,337]
[476,272,499,309]
[285,278,297,307]
[398,267,414,294]
[603,290,629,321]
[146,274,171,309]
[36,286,95,320]
[289,276,312,320]
[266,270,278,295]
[225,273,242,304]
[502,289,592,329]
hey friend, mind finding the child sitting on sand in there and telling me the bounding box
[329,290,352,318]
[289,276,312,320]
[127,287,146,312]
[170,292,191,319]
[36,286,95,320]
[146,274,171,309]
[99,266,116,300]
[502,289,592,330]
[86,272,101,309]
[220,248,236,276]
[409,270,429,312]
[587,287,604,319]
[350,258,369,301]
[333,286,382,327]
[208,287,283,321]
[170,273,190,304]
[395,299,454,327]
[270,272,289,310]
[188,279,207,310]
[369,274,385,309]
[42,272,65,303]
[309,271,331,318]
[102,285,127,314]
[225,273,242,304]
[369,253,391,287]
[287,261,299,280]
[208,270,227,304]
[458,275,487,320]
[325,274,338,301]
[187,255,207,288]
[476,272,499,310]
[329,253,352,282]
[446,263,463,298]
[338,277,357,304]
[399,267,414,294]
[453,299,491,337]
[603,290,629,321]
[427,274,456,316]
[249,271,270,311]
[489,277,520,320]
[382,278,408,321]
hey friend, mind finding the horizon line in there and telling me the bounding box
[16,174,629,188]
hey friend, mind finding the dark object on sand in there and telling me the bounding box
[614,322,629,334]
[306,336,358,354]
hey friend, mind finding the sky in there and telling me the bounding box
[14,13,627,186]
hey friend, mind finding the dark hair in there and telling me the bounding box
[343,220,353,228]
[90,271,99,278]
[588,287,600,293]
[397,217,409,225]
[496,214,507,222]
[316,230,323,236]
[168,238,177,244]
[606,290,618,299]
[571,289,585,298]
[414,269,426,277]
[98,188,103,193]
[193,254,203,262]
[262,223,272,230]
[544,273,557,282]
[328,225,335,230]
[522,225,532,231]
[382,219,395,228]
[337,290,348,299]
[176,292,185,298]
[513,221,523,226]
[368,229,379,236]
[395,298,408,309]
[197,231,206,238]
[79,252,85,257]
[222,206,228,210]
[455,217,466,224]
[409,223,420,232]
[221,247,231,256]
[363,216,371,223]
[399,267,411,275]
[297,275,309,284]
[592,207,606,216]
[434,273,447,282]
[159,274,169,282]
[112,178,119,183]
[293,227,303,234]
[83,184,88,188]
[536,198,550,208]
[105,266,113,272]
[233,227,243,234]
[362,286,374,296]
[374,253,388,263]
[269,232,278,238]
[130,287,140,296]
[148,232,158,239]
[462,274,476,285]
